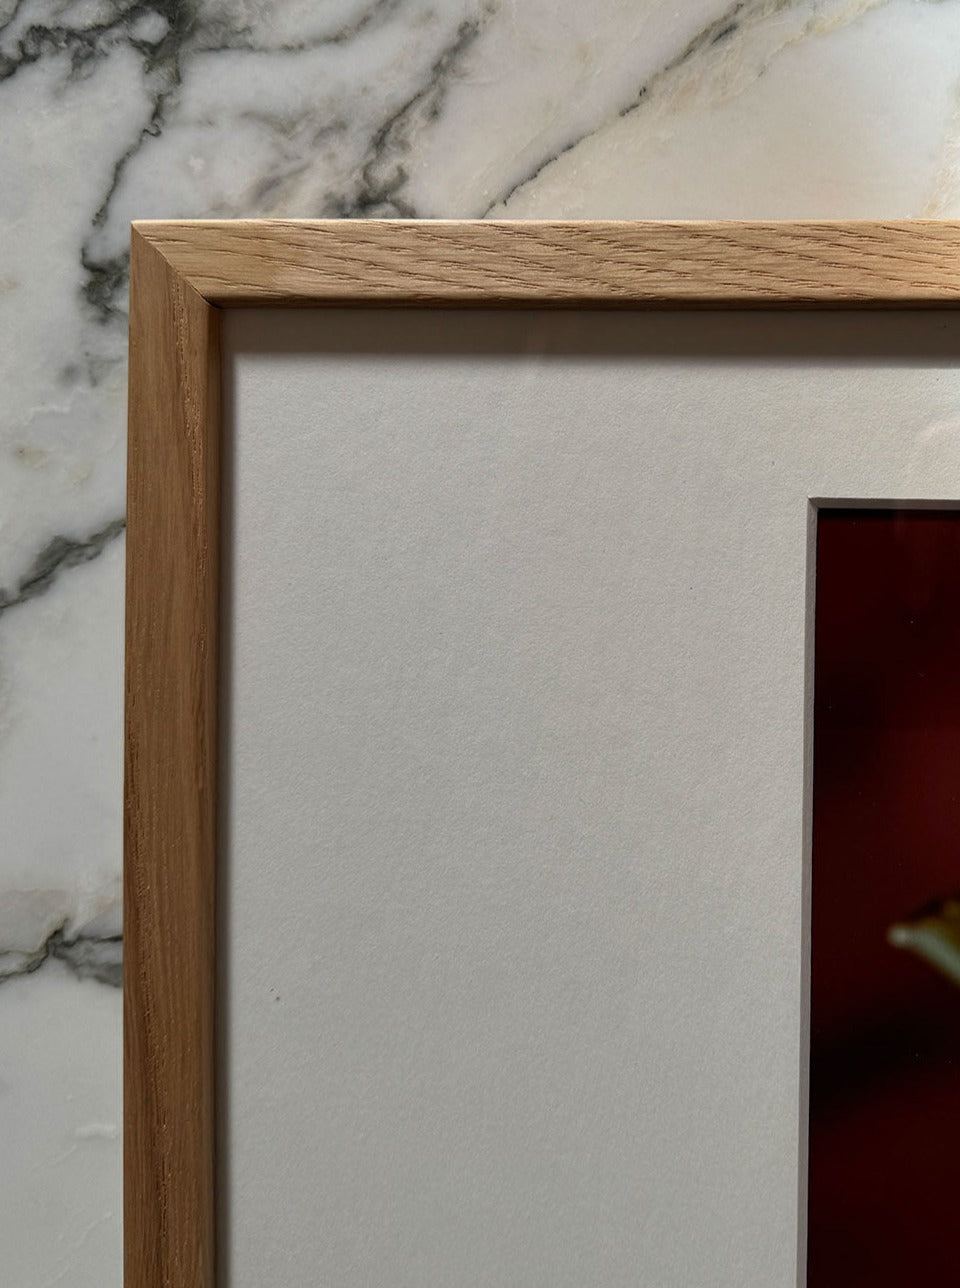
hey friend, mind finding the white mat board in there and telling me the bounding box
[220,309,960,1288]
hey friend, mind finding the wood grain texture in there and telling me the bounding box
[125,227,220,1288]
[125,218,960,1288]
[136,218,960,307]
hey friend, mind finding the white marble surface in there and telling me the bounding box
[4,0,960,1281]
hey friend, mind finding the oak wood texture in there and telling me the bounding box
[139,218,960,307]
[124,219,960,1287]
[125,232,219,1287]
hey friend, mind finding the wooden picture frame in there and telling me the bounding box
[124,219,960,1286]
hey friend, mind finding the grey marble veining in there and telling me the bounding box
[5,0,960,1280]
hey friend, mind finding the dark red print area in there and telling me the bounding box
[809,509,960,1284]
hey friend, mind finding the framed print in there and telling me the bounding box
[125,221,960,1287]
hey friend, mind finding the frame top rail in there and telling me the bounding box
[134,219,960,308]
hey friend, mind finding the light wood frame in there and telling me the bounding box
[125,218,960,1287]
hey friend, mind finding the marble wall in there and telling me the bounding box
[3,0,960,1282]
